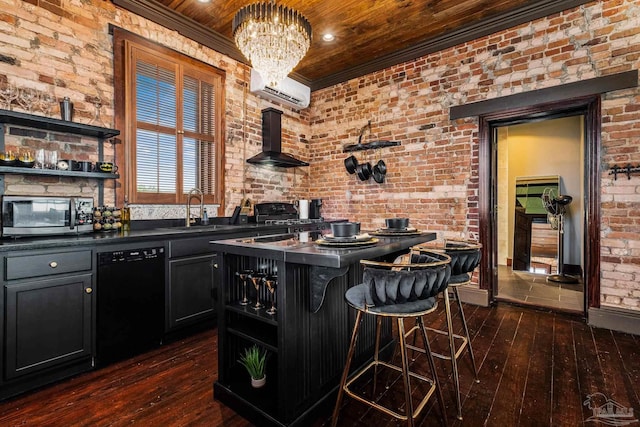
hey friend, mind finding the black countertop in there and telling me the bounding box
[0,222,294,251]
[209,231,437,268]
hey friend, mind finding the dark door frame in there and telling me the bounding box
[478,95,601,310]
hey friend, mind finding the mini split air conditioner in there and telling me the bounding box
[250,69,310,108]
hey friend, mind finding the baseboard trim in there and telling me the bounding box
[457,285,490,307]
[588,307,640,336]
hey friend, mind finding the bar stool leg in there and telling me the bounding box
[417,316,449,427]
[452,286,479,382]
[397,318,416,427]
[443,290,463,420]
[331,310,364,427]
[372,316,383,396]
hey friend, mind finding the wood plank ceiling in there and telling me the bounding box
[114,0,592,90]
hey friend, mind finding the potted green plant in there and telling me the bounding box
[238,344,267,388]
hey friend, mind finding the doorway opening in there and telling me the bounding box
[494,116,584,312]
[477,95,602,317]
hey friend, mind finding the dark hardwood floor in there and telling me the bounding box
[0,302,638,426]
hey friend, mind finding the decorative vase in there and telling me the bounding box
[251,375,266,389]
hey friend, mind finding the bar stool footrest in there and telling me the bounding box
[404,325,468,361]
[344,359,436,421]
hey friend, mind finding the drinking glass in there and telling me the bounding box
[35,149,45,169]
[264,276,277,315]
[45,150,58,169]
[249,272,266,310]
[235,269,253,306]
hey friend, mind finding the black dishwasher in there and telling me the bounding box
[96,246,165,367]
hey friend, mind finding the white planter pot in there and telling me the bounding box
[251,375,266,388]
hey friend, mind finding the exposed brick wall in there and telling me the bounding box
[308,1,640,311]
[1,0,639,311]
[0,0,309,211]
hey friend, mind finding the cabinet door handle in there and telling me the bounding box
[49,261,58,268]
[85,287,93,294]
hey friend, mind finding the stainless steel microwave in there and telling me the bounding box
[1,196,94,237]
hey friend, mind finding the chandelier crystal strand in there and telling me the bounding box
[233,2,312,87]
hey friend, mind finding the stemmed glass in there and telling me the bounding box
[235,269,253,306]
[0,82,18,110]
[17,88,38,113]
[249,272,266,310]
[264,276,277,315]
[38,92,55,117]
[88,99,106,127]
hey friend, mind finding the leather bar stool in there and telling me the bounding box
[411,239,481,420]
[331,250,451,427]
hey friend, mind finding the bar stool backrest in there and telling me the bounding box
[360,250,451,307]
[443,240,482,276]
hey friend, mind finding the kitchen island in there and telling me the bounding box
[210,231,436,427]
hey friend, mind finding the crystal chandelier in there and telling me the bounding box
[233,2,312,87]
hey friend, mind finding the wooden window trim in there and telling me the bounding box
[112,27,225,213]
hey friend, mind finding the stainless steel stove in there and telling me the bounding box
[255,202,329,233]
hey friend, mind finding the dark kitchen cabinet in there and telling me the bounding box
[168,253,217,330]
[0,248,94,399]
[4,274,93,379]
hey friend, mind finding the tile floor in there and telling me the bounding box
[495,265,584,312]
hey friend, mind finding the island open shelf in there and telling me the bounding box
[210,231,436,427]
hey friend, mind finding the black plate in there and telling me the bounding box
[315,237,379,248]
[323,233,372,242]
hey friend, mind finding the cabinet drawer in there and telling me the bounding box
[5,250,92,281]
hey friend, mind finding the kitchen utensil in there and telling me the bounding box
[375,159,387,175]
[356,162,371,181]
[372,164,385,183]
[60,96,74,121]
[344,155,358,174]
[331,222,360,237]
[385,218,409,230]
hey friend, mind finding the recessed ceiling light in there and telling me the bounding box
[322,33,335,42]
[197,0,211,3]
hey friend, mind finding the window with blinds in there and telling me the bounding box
[117,34,225,206]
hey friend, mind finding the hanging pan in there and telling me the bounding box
[344,154,358,174]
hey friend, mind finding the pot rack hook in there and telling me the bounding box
[357,120,372,145]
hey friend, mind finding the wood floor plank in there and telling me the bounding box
[517,309,555,425]
[591,326,636,410]
[485,308,537,426]
[571,320,607,422]
[550,315,583,426]
[0,304,637,427]
[611,332,640,409]
[452,306,522,426]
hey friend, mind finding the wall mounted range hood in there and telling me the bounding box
[246,108,309,168]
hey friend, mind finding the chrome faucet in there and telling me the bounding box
[186,188,204,227]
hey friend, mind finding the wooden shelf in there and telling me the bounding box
[0,166,119,180]
[0,109,120,139]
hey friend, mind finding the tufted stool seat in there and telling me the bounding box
[411,239,482,420]
[331,250,451,427]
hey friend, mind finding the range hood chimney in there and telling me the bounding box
[246,108,309,168]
